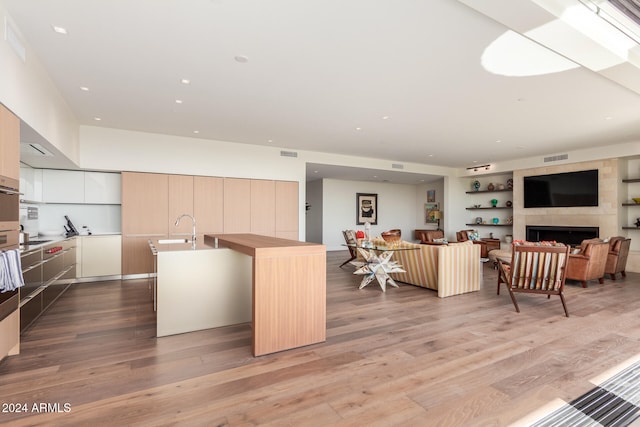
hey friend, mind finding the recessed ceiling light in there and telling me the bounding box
[381,115,390,120]
[496,139,502,143]
[93,117,101,121]
[605,116,613,120]
[267,139,273,143]
[79,86,89,91]
[181,79,190,85]
[175,99,183,104]
[428,154,433,157]
[234,55,249,63]
[355,127,362,131]
[52,25,68,35]
[193,130,199,134]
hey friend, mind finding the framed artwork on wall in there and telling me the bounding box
[356,193,378,225]
[427,189,435,202]
[425,203,439,223]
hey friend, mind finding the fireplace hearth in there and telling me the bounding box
[526,226,599,246]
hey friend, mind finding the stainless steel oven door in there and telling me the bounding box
[0,175,20,232]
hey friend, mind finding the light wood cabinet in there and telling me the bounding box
[194,176,223,239]
[121,172,168,235]
[276,180,299,239]
[223,178,251,233]
[122,235,163,275]
[168,174,194,237]
[0,104,20,182]
[121,172,169,275]
[121,172,299,274]
[250,180,276,236]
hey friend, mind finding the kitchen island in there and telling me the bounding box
[150,239,252,339]
[204,234,326,356]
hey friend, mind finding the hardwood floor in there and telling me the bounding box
[2,251,640,426]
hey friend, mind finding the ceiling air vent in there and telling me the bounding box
[391,163,404,170]
[543,154,569,163]
[280,150,298,158]
[20,143,53,157]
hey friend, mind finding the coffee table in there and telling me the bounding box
[345,243,418,292]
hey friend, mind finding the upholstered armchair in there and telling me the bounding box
[415,229,446,245]
[565,239,609,288]
[605,236,631,280]
[456,229,488,257]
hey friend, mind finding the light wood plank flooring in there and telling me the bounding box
[2,251,640,426]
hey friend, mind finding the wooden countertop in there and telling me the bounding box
[204,234,324,257]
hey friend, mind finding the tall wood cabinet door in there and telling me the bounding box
[194,176,223,236]
[223,178,251,233]
[121,172,169,235]
[250,180,276,236]
[122,236,163,275]
[275,181,299,238]
[0,104,20,181]
[168,174,194,236]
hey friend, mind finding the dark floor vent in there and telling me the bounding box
[391,163,404,170]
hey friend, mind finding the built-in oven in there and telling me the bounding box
[0,175,20,233]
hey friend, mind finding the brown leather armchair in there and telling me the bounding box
[415,229,446,245]
[605,236,631,280]
[566,239,609,288]
[456,229,488,257]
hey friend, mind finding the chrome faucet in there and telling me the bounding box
[175,214,196,248]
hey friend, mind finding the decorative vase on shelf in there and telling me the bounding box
[507,178,513,189]
[491,199,498,207]
[497,183,505,190]
[636,218,640,228]
[492,217,499,224]
[472,180,480,192]
[487,183,495,191]
[506,200,512,207]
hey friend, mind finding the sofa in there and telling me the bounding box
[414,229,446,245]
[390,240,481,298]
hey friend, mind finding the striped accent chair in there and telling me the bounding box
[498,242,570,317]
[390,240,481,298]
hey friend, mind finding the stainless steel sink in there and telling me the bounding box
[157,239,190,244]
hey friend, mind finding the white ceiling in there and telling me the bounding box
[4,0,640,179]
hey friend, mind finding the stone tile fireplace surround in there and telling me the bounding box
[512,158,620,245]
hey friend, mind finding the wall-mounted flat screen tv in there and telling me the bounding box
[524,169,598,208]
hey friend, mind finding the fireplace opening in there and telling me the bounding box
[526,226,599,246]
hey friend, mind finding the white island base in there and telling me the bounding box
[156,247,252,337]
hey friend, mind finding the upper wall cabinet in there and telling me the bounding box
[38,169,121,204]
[84,171,121,204]
[0,104,20,182]
[42,170,84,203]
